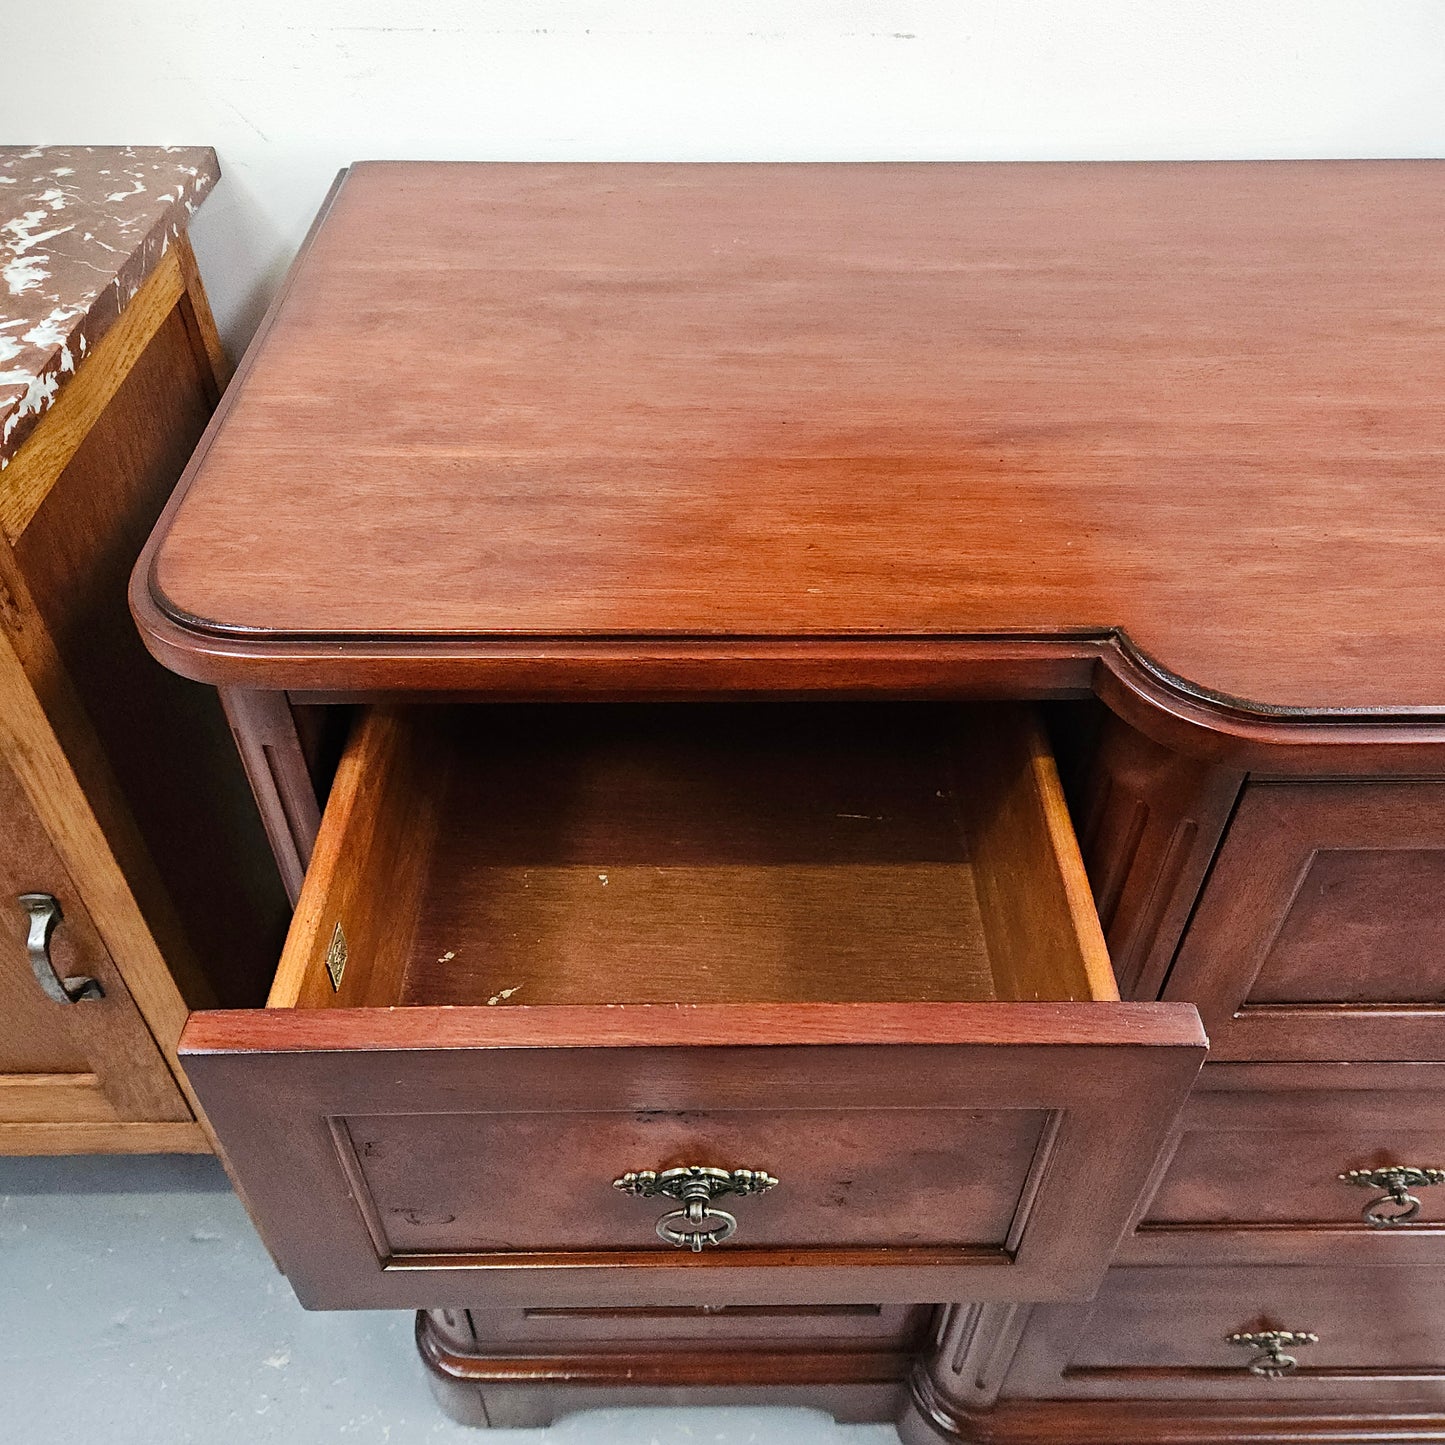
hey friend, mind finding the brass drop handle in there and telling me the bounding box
[19,894,103,1005]
[614,1166,778,1252]
[1339,1167,1445,1226]
[1227,1330,1318,1378]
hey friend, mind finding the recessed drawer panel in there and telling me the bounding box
[343,1105,1047,1255]
[1006,1265,1445,1402]
[438,1300,930,1351]
[1122,1063,1445,1266]
[1164,781,1445,1060]
[418,1300,923,1425]
[180,702,1204,1309]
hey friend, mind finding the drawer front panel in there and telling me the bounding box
[180,1004,1203,1309]
[343,1105,1047,1254]
[1165,781,1445,1060]
[1124,1064,1445,1265]
[444,1300,929,1351]
[1249,846,1445,1005]
[1006,1265,1445,1401]
[181,701,1202,1310]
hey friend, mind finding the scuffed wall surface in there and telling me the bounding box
[2,0,1441,356]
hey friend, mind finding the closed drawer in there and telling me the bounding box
[1124,1063,1445,1265]
[179,702,1203,1308]
[418,1302,922,1426]
[431,1301,931,1353]
[1164,780,1445,1061]
[1005,1265,1445,1402]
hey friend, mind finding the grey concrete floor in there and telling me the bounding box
[0,1154,902,1444]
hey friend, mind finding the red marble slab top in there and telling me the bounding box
[0,145,219,468]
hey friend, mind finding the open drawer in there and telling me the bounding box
[181,702,1205,1309]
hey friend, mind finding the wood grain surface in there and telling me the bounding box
[0,245,185,543]
[16,300,287,1014]
[138,160,1445,720]
[421,1307,913,1428]
[405,704,1002,1007]
[451,1300,926,1349]
[342,1102,1048,1252]
[1126,1061,1445,1267]
[177,1015,1204,1307]
[263,701,1113,1010]
[901,1398,1445,1445]
[1062,705,1244,1000]
[0,749,186,1121]
[1001,1264,1445,1401]
[1163,781,1445,1061]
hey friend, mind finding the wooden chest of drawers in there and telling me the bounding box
[182,702,1202,1308]
[135,161,1445,1441]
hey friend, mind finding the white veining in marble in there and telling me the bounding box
[0,145,218,466]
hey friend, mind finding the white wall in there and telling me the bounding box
[6,0,1444,355]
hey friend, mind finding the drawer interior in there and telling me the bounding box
[269,702,1116,1012]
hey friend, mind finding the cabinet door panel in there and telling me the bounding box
[0,753,187,1123]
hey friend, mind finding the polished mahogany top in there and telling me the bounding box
[137,161,1445,719]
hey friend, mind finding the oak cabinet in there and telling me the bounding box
[0,147,286,1153]
[0,751,186,1127]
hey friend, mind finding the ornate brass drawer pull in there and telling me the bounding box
[614,1166,778,1252]
[1339,1166,1445,1226]
[19,893,103,1005]
[1227,1330,1319,1378]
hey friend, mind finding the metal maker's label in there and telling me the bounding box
[325,922,348,992]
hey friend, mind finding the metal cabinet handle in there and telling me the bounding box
[1339,1167,1445,1226]
[614,1166,778,1252]
[19,893,103,1004]
[1227,1330,1319,1378]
